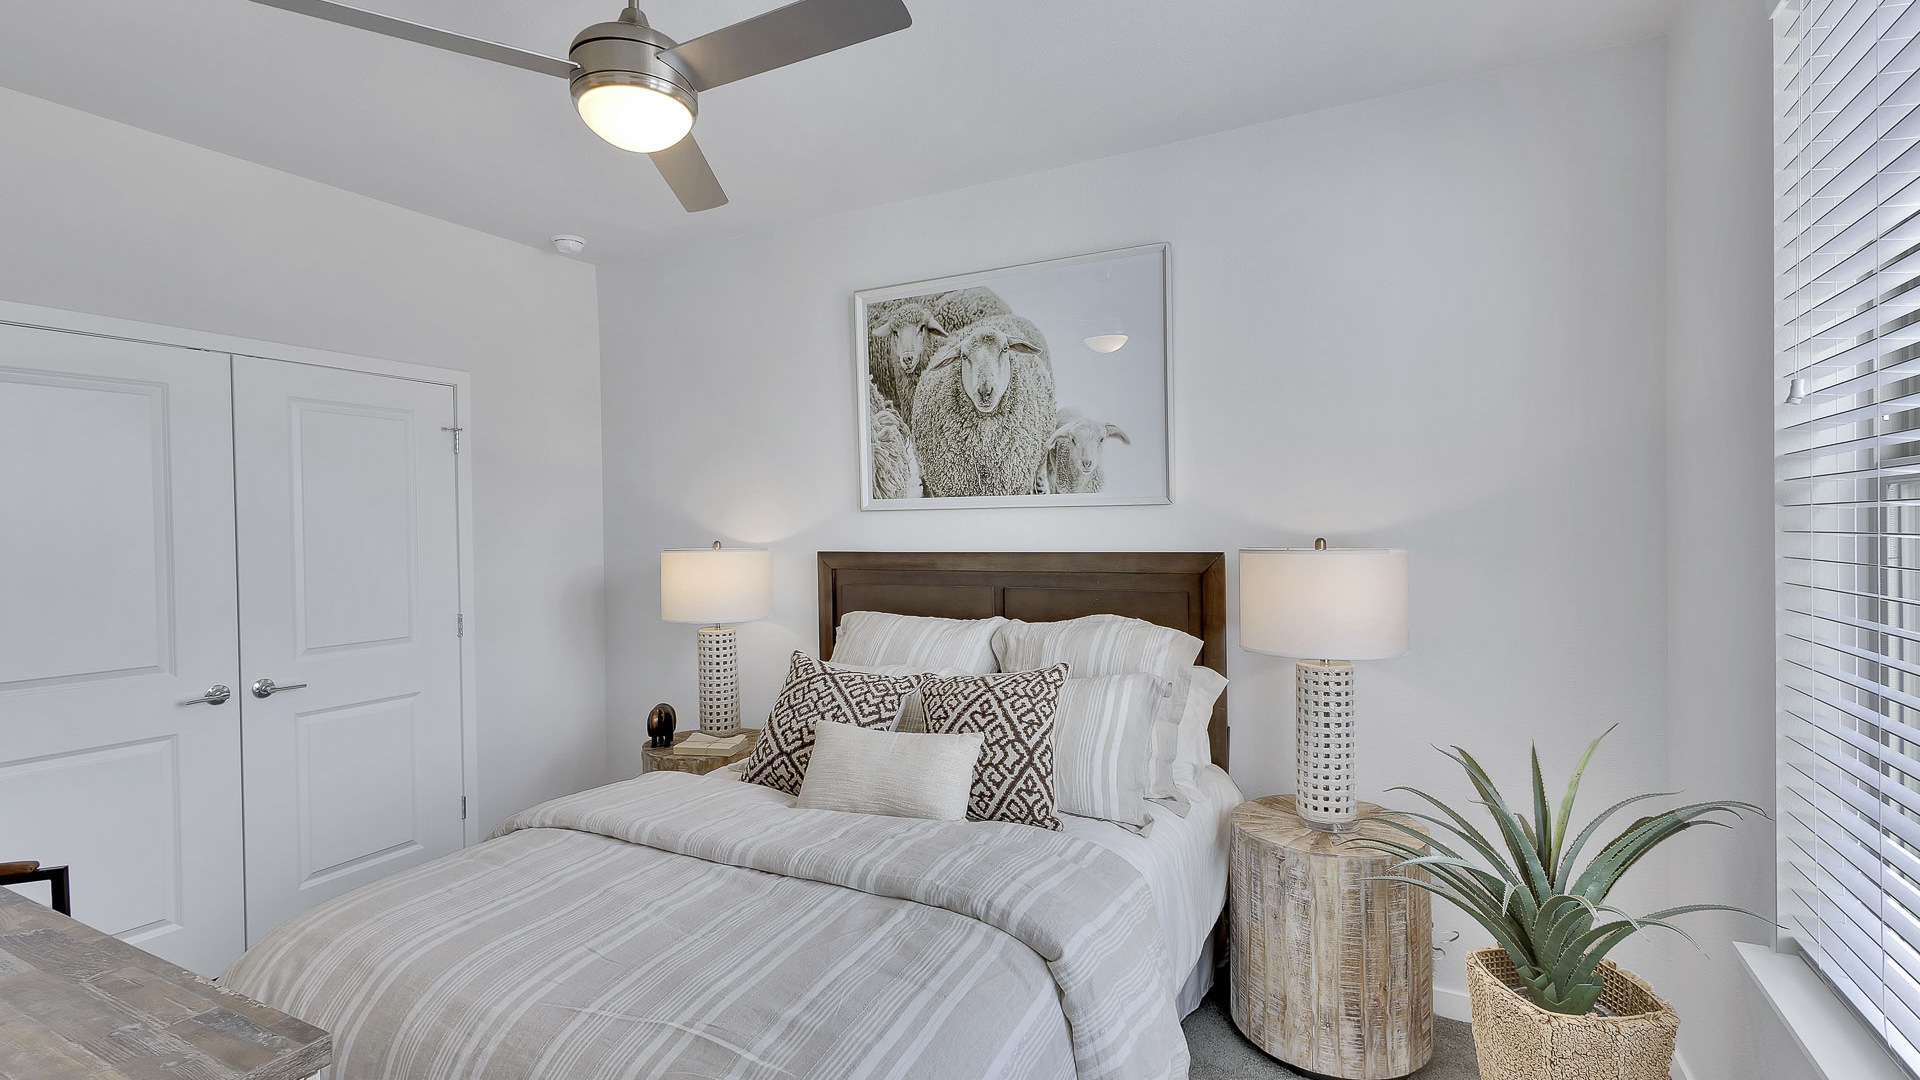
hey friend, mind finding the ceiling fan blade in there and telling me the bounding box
[247,0,576,79]
[650,137,729,212]
[657,0,911,91]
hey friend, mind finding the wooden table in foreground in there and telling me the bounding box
[0,889,330,1080]
[1229,795,1433,1080]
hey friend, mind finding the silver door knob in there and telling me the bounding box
[180,684,231,706]
[251,678,308,699]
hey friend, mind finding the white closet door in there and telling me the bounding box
[0,324,244,976]
[232,356,464,942]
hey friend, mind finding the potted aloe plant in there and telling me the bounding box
[1357,728,1764,1080]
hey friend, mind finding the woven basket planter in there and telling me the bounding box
[1464,947,1678,1080]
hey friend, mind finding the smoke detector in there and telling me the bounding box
[550,234,588,256]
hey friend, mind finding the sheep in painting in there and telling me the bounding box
[866,299,947,424]
[929,287,1012,339]
[867,380,922,500]
[1040,408,1130,494]
[911,314,1057,498]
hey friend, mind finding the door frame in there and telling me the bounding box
[0,299,484,847]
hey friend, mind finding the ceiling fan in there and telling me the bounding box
[246,0,913,212]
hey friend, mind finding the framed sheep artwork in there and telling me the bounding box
[855,243,1171,510]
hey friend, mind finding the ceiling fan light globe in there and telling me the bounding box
[575,83,695,153]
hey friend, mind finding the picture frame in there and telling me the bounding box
[855,243,1172,510]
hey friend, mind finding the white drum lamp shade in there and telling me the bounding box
[1240,544,1408,832]
[661,545,772,735]
[661,547,773,625]
[1239,548,1408,661]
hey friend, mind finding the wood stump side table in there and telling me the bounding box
[1229,795,1433,1079]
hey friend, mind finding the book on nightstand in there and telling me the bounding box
[675,732,749,756]
[645,730,760,776]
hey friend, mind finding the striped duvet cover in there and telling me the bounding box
[222,771,1189,1080]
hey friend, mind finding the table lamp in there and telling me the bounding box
[661,542,773,735]
[1239,539,1408,832]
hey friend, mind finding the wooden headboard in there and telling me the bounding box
[818,551,1228,768]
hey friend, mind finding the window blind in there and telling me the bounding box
[1778,0,1920,1070]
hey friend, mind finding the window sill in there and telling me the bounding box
[1736,942,1907,1080]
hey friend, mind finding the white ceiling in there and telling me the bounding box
[0,1,1677,264]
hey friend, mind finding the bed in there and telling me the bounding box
[222,552,1240,1080]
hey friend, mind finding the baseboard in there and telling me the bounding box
[1672,1047,1697,1080]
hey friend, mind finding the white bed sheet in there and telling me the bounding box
[1062,764,1242,1013]
[708,758,1243,1014]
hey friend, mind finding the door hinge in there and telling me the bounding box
[457,613,464,637]
[461,796,469,820]
[441,425,463,454]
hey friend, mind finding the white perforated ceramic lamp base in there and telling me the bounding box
[1295,659,1357,831]
[696,625,741,735]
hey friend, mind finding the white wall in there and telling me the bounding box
[600,42,1675,1011]
[1666,1,1803,1077]
[0,86,609,828]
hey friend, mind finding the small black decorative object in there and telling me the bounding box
[646,703,678,748]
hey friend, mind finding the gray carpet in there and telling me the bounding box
[1183,992,1480,1079]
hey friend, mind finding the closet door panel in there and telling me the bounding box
[0,376,167,683]
[233,356,463,942]
[0,324,244,976]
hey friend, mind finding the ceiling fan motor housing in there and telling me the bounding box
[568,10,698,121]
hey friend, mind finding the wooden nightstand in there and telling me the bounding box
[642,729,760,775]
[1228,795,1432,1080]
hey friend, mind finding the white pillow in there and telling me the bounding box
[1172,666,1229,798]
[1145,685,1189,811]
[831,611,1005,674]
[993,614,1202,803]
[1054,674,1162,830]
[795,720,983,821]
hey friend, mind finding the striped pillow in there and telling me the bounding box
[992,613,1203,679]
[919,665,1069,830]
[992,615,1203,802]
[1054,674,1163,830]
[739,652,922,796]
[831,611,1005,674]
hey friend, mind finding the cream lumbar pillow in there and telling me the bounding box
[795,720,984,821]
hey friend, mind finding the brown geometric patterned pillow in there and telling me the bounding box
[919,664,1069,830]
[740,652,921,796]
